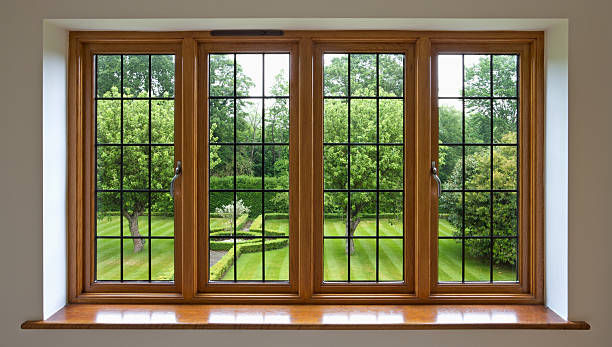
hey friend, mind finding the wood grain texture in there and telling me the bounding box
[21,304,589,330]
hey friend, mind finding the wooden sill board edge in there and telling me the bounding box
[21,304,590,330]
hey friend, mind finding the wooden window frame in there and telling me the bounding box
[68,31,544,304]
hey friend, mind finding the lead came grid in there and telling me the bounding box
[94,54,176,282]
[323,53,405,283]
[437,54,520,283]
[208,53,290,282]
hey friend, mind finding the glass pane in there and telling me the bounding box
[464,146,490,190]
[123,238,149,280]
[352,192,376,237]
[493,55,518,97]
[438,99,462,144]
[439,192,461,237]
[151,55,175,97]
[493,192,518,237]
[210,192,235,233]
[151,146,174,190]
[493,146,517,190]
[350,54,376,97]
[236,145,262,189]
[379,99,403,143]
[378,239,403,281]
[324,54,348,96]
[379,192,403,237]
[237,191,261,229]
[123,55,149,98]
[96,239,120,281]
[324,238,348,281]
[465,192,490,237]
[122,192,149,237]
[209,145,233,190]
[350,146,376,190]
[438,145,462,190]
[264,238,290,281]
[350,99,376,143]
[265,54,289,96]
[236,54,263,97]
[265,98,289,143]
[96,146,120,190]
[324,146,347,190]
[493,238,518,282]
[209,98,235,143]
[464,55,491,97]
[350,238,376,281]
[438,238,462,282]
[265,145,289,190]
[96,55,121,98]
[464,238,491,282]
[96,192,120,237]
[324,192,347,237]
[264,192,289,236]
[151,192,174,237]
[493,99,518,143]
[379,145,403,190]
[236,98,262,142]
[96,100,121,143]
[465,99,491,144]
[438,55,462,97]
[209,54,234,97]
[151,100,174,143]
[324,99,348,143]
[209,244,232,281]
[123,146,149,189]
[236,248,263,281]
[379,54,404,97]
[151,239,174,281]
[123,100,149,144]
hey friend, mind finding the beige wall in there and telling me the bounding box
[1,0,610,346]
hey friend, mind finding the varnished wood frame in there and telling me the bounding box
[70,39,187,302]
[311,41,416,298]
[67,31,544,304]
[195,41,301,297]
[429,38,544,302]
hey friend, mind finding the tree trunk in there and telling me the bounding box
[123,211,145,253]
[345,215,360,255]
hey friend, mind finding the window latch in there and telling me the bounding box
[170,160,182,197]
[431,160,441,198]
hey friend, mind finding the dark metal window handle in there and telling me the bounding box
[170,160,182,197]
[431,160,441,198]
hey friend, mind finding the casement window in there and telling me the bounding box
[68,31,543,303]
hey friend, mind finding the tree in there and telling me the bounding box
[322,54,404,254]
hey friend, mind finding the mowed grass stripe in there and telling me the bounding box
[96,216,175,281]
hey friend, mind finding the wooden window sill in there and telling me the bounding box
[22,304,589,330]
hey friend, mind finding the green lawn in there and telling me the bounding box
[438,219,516,282]
[96,215,516,283]
[96,216,174,281]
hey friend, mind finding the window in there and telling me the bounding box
[68,31,543,303]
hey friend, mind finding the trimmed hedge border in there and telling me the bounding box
[209,238,289,280]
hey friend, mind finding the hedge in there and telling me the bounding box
[323,213,401,220]
[209,238,289,280]
[209,229,286,238]
[209,176,288,217]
